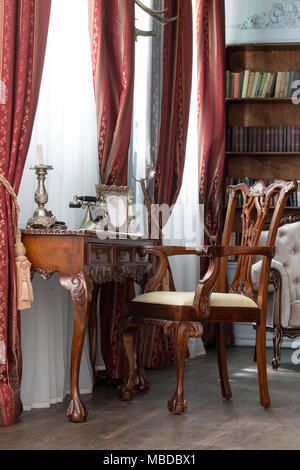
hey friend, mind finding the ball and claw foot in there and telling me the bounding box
[135,374,150,392]
[272,358,280,371]
[66,396,88,423]
[117,383,135,401]
[167,393,187,414]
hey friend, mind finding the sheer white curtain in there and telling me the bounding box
[129,0,205,357]
[164,0,205,357]
[18,0,99,410]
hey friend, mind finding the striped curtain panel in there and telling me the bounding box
[0,0,51,425]
[197,0,233,344]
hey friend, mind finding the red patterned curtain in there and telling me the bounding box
[0,0,51,425]
[197,0,233,344]
[88,0,135,186]
[154,0,193,209]
[144,0,193,369]
[88,0,135,381]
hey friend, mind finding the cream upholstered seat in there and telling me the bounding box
[133,291,258,308]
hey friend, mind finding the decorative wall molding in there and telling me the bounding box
[238,1,300,30]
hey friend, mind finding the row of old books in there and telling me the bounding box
[226,126,300,153]
[226,70,300,99]
[225,178,300,208]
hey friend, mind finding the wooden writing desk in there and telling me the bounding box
[22,229,153,422]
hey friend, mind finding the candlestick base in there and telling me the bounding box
[26,214,57,230]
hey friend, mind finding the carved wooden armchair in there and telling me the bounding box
[117,179,297,413]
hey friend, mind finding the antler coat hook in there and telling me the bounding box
[134,0,177,39]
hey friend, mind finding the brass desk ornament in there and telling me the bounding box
[26,164,57,229]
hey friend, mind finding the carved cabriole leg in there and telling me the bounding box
[270,268,282,371]
[88,282,101,385]
[117,318,138,401]
[272,326,283,371]
[215,323,232,400]
[59,271,94,422]
[165,321,203,414]
[135,323,150,392]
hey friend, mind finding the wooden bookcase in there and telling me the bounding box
[224,43,300,232]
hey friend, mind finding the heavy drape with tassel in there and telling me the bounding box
[197,0,233,344]
[0,0,51,425]
[88,0,135,380]
[143,0,193,369]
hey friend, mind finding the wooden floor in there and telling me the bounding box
[1,346,300,450]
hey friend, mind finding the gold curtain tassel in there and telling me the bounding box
[0,172,34,310]
[14,231,34,310]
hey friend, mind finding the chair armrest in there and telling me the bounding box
[143,245,275,305]
[219,246,275,258]
[144,244,275,259]
[143,245,221,258]
[142,245,218,293]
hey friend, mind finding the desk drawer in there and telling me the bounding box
[136,249,149,263]
[116,247,133,264]
[86,244,112,265]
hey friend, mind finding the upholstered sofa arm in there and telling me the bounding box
[251,259,291,328]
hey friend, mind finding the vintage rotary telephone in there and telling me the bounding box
[69,195,110,230]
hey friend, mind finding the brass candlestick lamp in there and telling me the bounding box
[26,164,57,229]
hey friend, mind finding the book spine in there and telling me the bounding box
[288,72,295,97]
[265,126,271,152]
[258,72,267,97]
[287,126,291,152]
[261,72,271,98]
[242,70,250,98]
[283,126,287,151]
[226,70,230,98]
[255,73,263,97]
[269,73,277,98]
[274,127,279,153]
[261,127,266,152]
[239,126,244,152]
[297,180,300,207]
[252,127,257,153]
[251,72,260,98]
[246,72,255,98]
[238,72,244,98]
[278,126,284,152]
[296,127,300,152]
[266,72,275,97]
[233,73,239,98]
[284,72,290,97]
[280,71,286,97]
[257,127,262,152]
[274,71,282,97]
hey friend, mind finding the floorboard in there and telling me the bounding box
[1,346,300,450]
